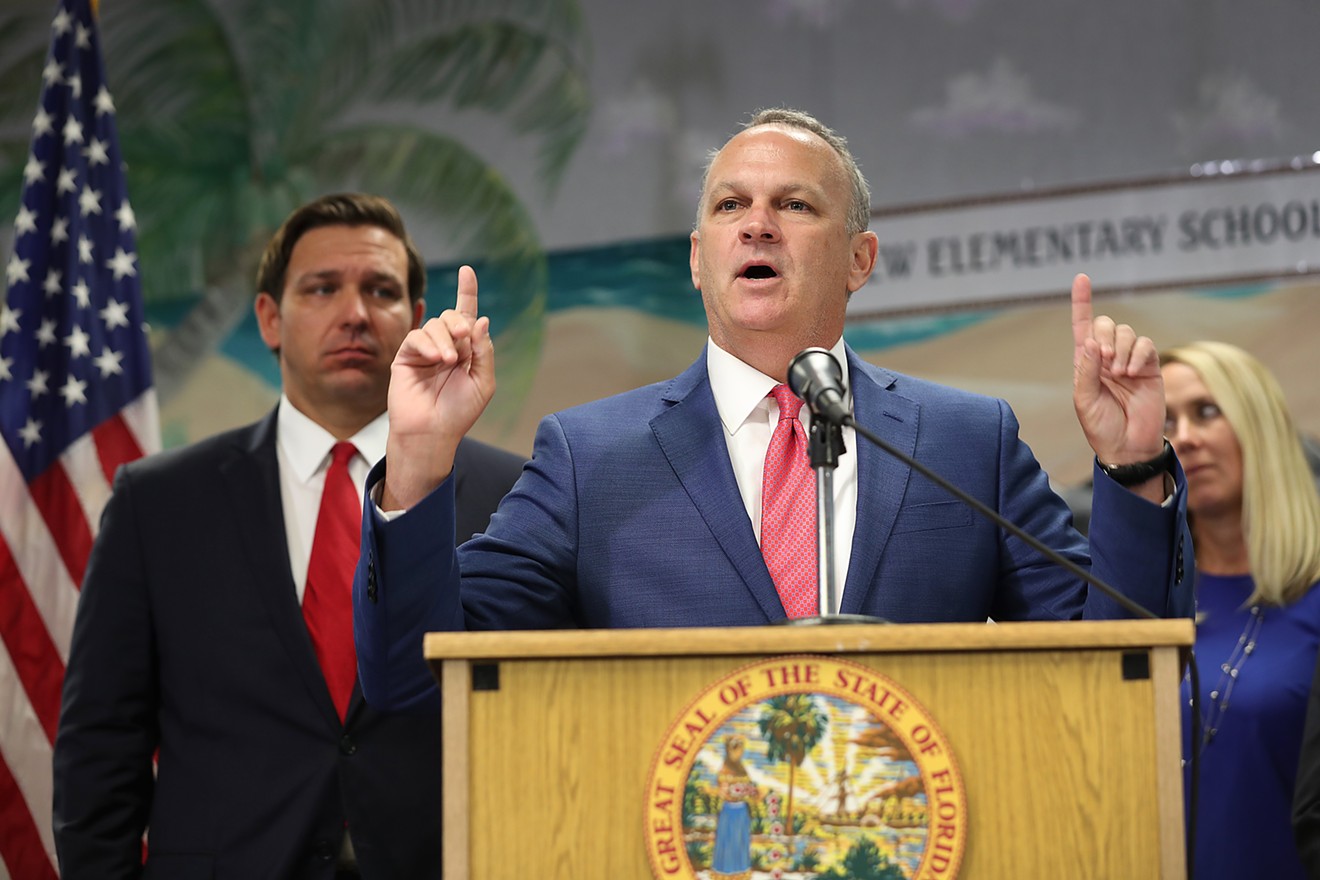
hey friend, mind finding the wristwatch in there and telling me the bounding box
[1097,439,1175,487]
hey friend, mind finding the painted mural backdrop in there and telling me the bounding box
[4,0,1318,481]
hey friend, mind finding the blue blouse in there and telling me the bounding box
[1182,573,1320,880]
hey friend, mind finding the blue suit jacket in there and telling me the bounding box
[355,348,1192,711]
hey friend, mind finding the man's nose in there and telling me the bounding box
[339,289,370,324]
[739,205,781,242]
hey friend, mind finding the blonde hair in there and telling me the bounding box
[1162,341,1320,605]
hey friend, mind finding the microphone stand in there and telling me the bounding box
[779,411,891,626]
[810,415,844,618]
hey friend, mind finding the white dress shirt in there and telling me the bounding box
[706,338,858,613]
[274,395,387,604]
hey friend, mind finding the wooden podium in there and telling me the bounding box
[426,619,1192,879]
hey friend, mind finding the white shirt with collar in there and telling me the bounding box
[706,337,858,614]
[275,394,387,604]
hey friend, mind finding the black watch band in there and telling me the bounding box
[1097,439,1175,487]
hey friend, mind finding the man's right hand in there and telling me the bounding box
[382,265,495,510]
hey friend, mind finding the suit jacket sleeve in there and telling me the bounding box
[53,466,157,878]
[1295,650,1320,876]
[1085,456,1194,620]
[356,416,584,712]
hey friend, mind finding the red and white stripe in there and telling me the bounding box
[0,393,158,878]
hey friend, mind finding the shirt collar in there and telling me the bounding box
[275,393,389,483]
[706,336,851,434]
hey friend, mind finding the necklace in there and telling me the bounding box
[1195,604,1264,752]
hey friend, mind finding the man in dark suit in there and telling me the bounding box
[352,109,1192,713]
[52,194,523,877]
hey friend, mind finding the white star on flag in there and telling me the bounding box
[14,207,38,237]
[93,347,124,377]
[32,108,54,138]
[35,319,57,347]
[115,200,136,231]
[5,255,31,286]
[83,137,109,166]
[106,248,136,280]
[0,355,12,381]
[26,369,51,397]
[70,278,91,307]
[43,268,62,297]
[62,115,83,145]
[57,167,78,193]
[100,298,130,329]
[18,418,43,448]
[63,324,91,358]
[59,374,88,406]
[0,304,22,336]
[23,156,45,184]
[77,235,93,264]
[78,185,102,216]
[93,84,114,115]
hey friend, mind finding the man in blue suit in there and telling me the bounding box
[353,109,1192,712]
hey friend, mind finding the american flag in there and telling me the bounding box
[0,1,158,876]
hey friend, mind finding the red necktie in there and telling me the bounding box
[303,441,360,722]
[761,385,818,618]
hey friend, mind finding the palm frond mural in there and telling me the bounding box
[1,0,591,415]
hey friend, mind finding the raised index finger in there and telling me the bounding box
[1070,273,1093,351]
[455,264,479,318]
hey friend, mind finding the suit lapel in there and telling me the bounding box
[840,350,919,616]
[650,357,783,622]
[221,409,345,728]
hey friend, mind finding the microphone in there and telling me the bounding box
[787,347,850,424]
[785,347,1161,621]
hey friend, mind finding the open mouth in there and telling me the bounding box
[740,263,779,280]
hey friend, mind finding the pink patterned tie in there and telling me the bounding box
[303,441,360,722]
[761,384,818,618]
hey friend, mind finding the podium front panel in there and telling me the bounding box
[431,622,1189,880]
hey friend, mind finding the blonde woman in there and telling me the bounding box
[1163,341,1320,880]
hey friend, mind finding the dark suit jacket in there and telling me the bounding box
[355,347,1193,712]
[1295,650,1320,877]
[52,408,523,879]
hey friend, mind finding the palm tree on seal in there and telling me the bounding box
[758,693,829,843]
[0,0,591,416]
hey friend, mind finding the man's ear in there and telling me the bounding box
[412,298,426,330]
[254,292,281,352]
[689,231,702,292]
[846,231,879,294]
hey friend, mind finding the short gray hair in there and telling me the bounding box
[695,107,872,235]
